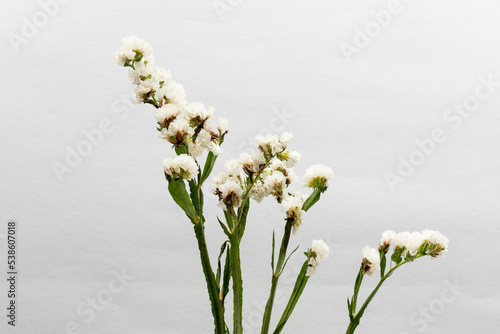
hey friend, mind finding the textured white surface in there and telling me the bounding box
[1,0,500,333]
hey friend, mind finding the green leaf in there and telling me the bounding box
[379,250,387,278]
[221,245,231,304]
[223,210,234,231]
[166,174,198,223]
[189,180,204,218]
[271,230,276,272]
[279,244,300,275]
[200,151,218,186]
[302,188,321,212]
[273,261,310,334]
[216,241,229,287]
[217,217,231,237]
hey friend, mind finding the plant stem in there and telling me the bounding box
[193,222,226,334]
[230,233,243,334]
[346,259,414,334]
[261,275,279,334]
[261,220,293,334]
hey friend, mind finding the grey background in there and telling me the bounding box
[1,0,499,333]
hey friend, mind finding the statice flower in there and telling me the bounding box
[157,82,187,107]
[216,179,244,210]
[281,191,307,234]
[306,239,330,276]
[154,104,182,129]
[379,230,397,252]
[162,154,199,180]
[361,246,380,276]
[302,164,334,192]
[160,117,193,146]
[421,229,449,257]
[184,102,214,127]
[114,35,154,67]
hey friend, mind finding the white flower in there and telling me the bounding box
[224,159,244,179]
[184,102,213,126]
[393,231,427,257]
[152,67,172,86]
[157,82,187,106]
[160,118,193,145]
[421,229,449,256]
[306,239,330,276]
[154,104,182,128]
[217,180,244,210]
[128,61,156,84]
[251,150,266,166]
[393,231,411,249]
[206,141,222,155]
[362,246,380,276]
[268,158,297,185]
[256,134,283,156]
[217,117,229,133]
[250,181,269,203]
[134,79,159,103]
[281,192,306,234]
[263,171,286,199]
[302,164,334,191]
[115,35,154,66]
[278,150,301,168]
[406,232,424,256]
[379,230,397,251]
[279,132,293,148]
[162,154,198,180]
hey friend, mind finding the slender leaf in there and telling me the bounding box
[279,245,300,275]
[200,151,218,185]
[166,175,198,222]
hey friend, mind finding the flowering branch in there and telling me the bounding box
[115,36,449,334]
[346,230,449,334]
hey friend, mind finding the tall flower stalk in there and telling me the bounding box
[115,36,450,334]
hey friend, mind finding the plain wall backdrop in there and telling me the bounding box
[1,0,499,333]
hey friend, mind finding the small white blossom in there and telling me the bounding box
[217,117,229,133]
[162,154,198,180]
[250,181,269,203]
[216,180,244,210]
[278,150,301,168]
[303,164,334,191]
[263,171,286,199]
[421,229,449,256]
[256,134,283,156]
[306,239,330,276]
[115,35,154,66]
[160,118,193,145]
[379,230,397,251]
[154,104,182,128]
[281,191,306,234]
[184,102,213,126]
[157,82,187,106]
[128,61,157,84]
[362,246,380,276]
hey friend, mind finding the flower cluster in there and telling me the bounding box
[115,35,229,173]
[306,240,330,276]
[388,229,450,259]
[212,132,300,211]
[303,164,334,192]
[162,154,199,181]
[361,229,449,276]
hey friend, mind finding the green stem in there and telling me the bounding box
[230,233,243,334]
[347,259,416,334]
[261,275,279,334]
[261,220,294,333]
[193,222,226,334]
[273,261,309,334]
